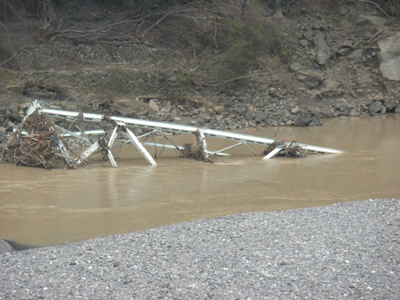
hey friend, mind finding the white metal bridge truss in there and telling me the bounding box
[21,101,343,167]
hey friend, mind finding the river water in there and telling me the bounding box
[0,114,399,248]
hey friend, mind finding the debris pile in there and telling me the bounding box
[181,130,214,163]
[0,108,76,169]
[263,140,306,158]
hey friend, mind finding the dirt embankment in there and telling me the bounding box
[0,0,399,138]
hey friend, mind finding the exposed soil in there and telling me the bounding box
[0,0,399,135]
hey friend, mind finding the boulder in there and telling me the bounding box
[289,63,302,72]
[337,47,352,57]
[314,31,330,65]
[299,39,309,47]
[348,49,363,61]
[310,115,322,126]
[369,101,383,114]
[302,30,314,40]
[294,111,312,127]
[378,32,400,81]
[291,107,301,115]
[385,101,398,112]
[349,110,361,116]
[373,94,385,102]
[314,80,343,98]
[149,100,159,112]
[296,69,324,89]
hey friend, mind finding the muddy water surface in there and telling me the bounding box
[1,115,399,248]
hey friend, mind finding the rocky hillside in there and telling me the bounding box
[0,0,399,135]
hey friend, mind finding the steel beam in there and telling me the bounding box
[41,106,343,155]
[122,124,157,166]
[263,147,285,159]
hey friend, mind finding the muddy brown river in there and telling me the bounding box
[1,114,399,248]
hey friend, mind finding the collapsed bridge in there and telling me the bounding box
[2,101,343,168]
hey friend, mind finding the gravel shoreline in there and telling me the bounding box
[1,198,399,299]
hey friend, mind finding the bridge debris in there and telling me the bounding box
[263,140,306,159]
[0,101,343,169]
[0,103,77,169]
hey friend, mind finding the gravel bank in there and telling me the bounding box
[1,198,399,299]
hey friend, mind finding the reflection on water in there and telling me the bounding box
[0,114,399,247]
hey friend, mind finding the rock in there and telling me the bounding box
[314,31,330,65]
[337,48,352,56]
[269,88,278,98]
[349,110,360,116]
[0,239,14,254]
[214,106,223,113]
[302,30,314,40]
[236,107,248,116]
[228,123,237,130]
[359,15,388,27]
[373,94,385,102]
[299,39,309,47]
[369,101,383,114]
[291,107,301,114]
[334,99,348,111]
[308,107,333,118]
[163,101,172,113]
[149,100,159,112]
[294,111,312,126]
[395,106,400,113]
[315,80,343,98]
[330,45,339,59]
[365,97,375,106]
[310,115,322,126]
[286,120,294,125]
[266,119,278,126]
[255,115,264,123]
[313,21,326,31]
[385,101,398,112]
[342,40,353,47]
[348,49,363,61]
[378,32,400,81]
[289,63,302,72]
[296,69,324,89]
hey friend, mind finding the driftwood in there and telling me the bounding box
[0,109,77,169]
[180,131,214,163]
[263,140,306,158]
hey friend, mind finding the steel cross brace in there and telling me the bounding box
[118,121,157,166]
[77,121,157,167]
[212,140,257,156]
